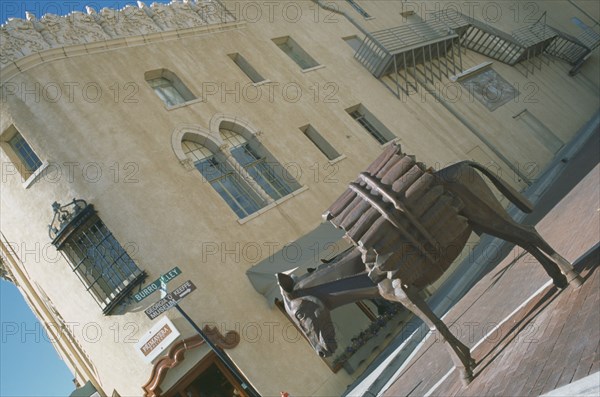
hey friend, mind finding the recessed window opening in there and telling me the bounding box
[8,131,42,173]
[347,105,396,145]
[300,125,341,160]
[228,53,265,83]
[145,69,196,107]
[273,36,319,70]
[346,0,371,18]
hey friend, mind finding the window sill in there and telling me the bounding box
[22,161,50,189]
[381,137,401,148]
[237,185,309,225]
[252,79,271,87]
[450,61,493,82]
[328,154,347,165]
[301,65,326,73]
[165,98,203,111]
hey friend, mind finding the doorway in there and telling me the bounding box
[165,352,248,397]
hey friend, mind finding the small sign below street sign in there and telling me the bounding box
[135,317,180,363]
[133,266,182,303]
[144,280,196,320]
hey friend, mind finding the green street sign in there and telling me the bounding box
[133,266,182,303]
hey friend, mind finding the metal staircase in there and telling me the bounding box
[354,18,464,96]
[433,10,596,76]
[353,10,598,97]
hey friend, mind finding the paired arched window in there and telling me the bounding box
[182,140,265,218]
[181,123,299,218]
[221,129,295,201]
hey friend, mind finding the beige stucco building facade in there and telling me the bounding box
[1,1,598,396]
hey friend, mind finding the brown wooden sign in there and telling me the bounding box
[145,280,196,320]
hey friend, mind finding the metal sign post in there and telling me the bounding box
[174,304,261,397]
[146,271,261,397]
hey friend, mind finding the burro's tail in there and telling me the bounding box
[465,161,533,213]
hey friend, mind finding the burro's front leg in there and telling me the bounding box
[380,279,475,384]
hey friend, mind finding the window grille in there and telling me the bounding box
[49,200,145,314]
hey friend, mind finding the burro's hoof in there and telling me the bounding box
[460,368,473,386]
[457,359,476,386]
[553,274,569,289]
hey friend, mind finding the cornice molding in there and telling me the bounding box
[0,0,238,80]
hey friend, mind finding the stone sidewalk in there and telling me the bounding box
[382,164,600,396]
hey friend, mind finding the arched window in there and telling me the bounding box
[175,120,301,219]
[220,129,297,200]
[182,140,265,218]
[145,69,196,107]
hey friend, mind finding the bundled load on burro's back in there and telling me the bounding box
[277,143,583,384]
[323,143,471,288]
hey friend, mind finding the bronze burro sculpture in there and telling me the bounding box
[277,144,582,383]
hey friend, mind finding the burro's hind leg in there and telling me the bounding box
[469,213,582,288]
[440,162,583,288]
[380,279,475,384]
[524,228,583,287]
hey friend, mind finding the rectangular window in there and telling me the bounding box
[300,125,341,160]
[8,131,42,173]
[51,201,146,314]
[228,53,265,83]
[345,0,371,18]
[347,105,395,145]
[343,35,363,52]
[273,36,319,70]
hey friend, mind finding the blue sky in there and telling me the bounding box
[0,2,173,396]
[1,0,174,24]
[0,280,74,396]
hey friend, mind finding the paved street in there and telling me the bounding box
[382,164,599,396]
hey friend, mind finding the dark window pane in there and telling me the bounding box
[231,144,294,200]
[196,155,263,217]
[9,132,42,173]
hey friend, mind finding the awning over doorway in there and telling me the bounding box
[246,222,350,306]
[69,381,99,397]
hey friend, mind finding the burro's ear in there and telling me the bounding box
[277,273,295,293]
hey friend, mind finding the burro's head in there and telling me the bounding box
[277,273,338,358]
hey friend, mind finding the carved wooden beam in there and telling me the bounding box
[142,326,240,397]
